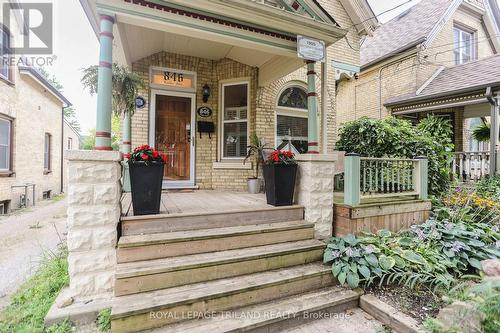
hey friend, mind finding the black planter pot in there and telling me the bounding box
[263,164,297,206]
[128,161,164,216]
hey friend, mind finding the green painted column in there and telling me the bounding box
[344,153,360,206]
[306,60,319,154]
[95,14,115,151]
[121,111,131,154]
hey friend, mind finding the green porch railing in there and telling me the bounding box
[344,154,428,206]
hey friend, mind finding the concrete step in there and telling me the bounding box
[146,287,363,333]
[111,262,335,333]
[117,221,315,263]
[120,205,304,236]
[115,240,325,296]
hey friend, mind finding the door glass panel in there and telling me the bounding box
[155,95,191,181]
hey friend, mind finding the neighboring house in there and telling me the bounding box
[0,13,71,213]
[80,0,377,190]
[63,120,81,192]
[337,0,500,178]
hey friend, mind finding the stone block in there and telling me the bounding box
[92,225,118,249]
[93,183,121,205]
[69,275,95,298]
[68,206,120,228]
[94,271,114,294]
[68,250,116,275]
[68,184,93,206]
[67,228,93,252]
[69,162,121,184]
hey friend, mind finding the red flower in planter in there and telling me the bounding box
[266,150,296,165]
[152,150,159,158]
[124,153,131,160]
[141,154,149,161]
[129,145,166,165]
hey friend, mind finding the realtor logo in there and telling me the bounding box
[3,2,53,54]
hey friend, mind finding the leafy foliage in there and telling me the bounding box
[324,193,499,290]
[476,174,500,202]
[244,133,270,178]
[82,114,121,151]
[335,116,454,195]
[472,121,498,142]
[0,246,71,332]
[81,64,146,117]
[96,308,111,332]
[128,145,167,165]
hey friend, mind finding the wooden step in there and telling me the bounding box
[120,205,304,236]
[115,240,325,296]
[111,263,335,333]
[147,287,362,333]
[117,221,315,263]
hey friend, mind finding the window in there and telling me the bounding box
[67,137,73,150]
[221,82,249,158]
[0,116,11,171]
[276,85,309,154]
[0,26,11,80]
[44,133,51,171]
[454,27,475,64]
[0,200,9,214]
[43,190,51,200]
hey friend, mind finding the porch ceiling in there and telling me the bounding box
[121,24,275,67]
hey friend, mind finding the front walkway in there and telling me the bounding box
[0,198,67,310]
[122,191,270,216]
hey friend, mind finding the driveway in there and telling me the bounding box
[0,197,68,310]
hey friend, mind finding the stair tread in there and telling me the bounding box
[145,287,362,333]
[118,221,313,248]
[112,262,331,318]
[116,239,324,278]
[121,204,305,221]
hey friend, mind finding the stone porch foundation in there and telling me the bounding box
[66,150,122,301]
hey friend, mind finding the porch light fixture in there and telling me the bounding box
[202,84,210,103]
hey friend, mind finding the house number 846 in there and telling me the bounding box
[164,71,184,82]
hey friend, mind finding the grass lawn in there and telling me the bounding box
[0,245,71,333]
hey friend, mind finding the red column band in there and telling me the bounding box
[96,131,111,138]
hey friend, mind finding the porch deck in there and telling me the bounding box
[121,190,270,216]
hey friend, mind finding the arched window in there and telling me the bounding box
[276,85,308,154]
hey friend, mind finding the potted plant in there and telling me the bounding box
[244,133,268,194]
[126,145,167,215]
[263,150,297,206]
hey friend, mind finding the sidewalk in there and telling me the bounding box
[0,197,68,310]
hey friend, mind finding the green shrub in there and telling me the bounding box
[476,174,500,201]
[0,246,70,333]
[324,198,500,290]
[335,116,454,196]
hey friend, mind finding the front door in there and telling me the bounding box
[151,91,195,188]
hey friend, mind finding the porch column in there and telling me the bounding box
[121,111,131,154]
[306,60,319,154]
[95,14,115,151]
[490,96,499,175]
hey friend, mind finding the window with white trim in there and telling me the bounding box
[453,27,475,65]
[0,116,11,171]
[0,26,11,81]
[276,86,309,154]
[68,137,73,150]
[222,82,249,158]
[44,133,51,171]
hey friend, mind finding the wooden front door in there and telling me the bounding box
[155,95,192,182]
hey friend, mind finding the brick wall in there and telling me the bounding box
[0,71,63,211]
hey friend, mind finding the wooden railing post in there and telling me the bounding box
[415,156,428,200]
[344,153,361,206]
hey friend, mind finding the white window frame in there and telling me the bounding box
[453,26,475,65]
[219,80,250,160]
[275,82,309,152]
[44,133,51,172]
[0,26,11,82]
[0,116,11,171]
[67,137,73,150]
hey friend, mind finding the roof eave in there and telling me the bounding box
[18,66,72,107]
[384,83,500,107]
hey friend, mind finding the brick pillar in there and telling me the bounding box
[295,154,337,239]
[66,150,121,301]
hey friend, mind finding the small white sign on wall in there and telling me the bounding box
[297,35,325,62]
